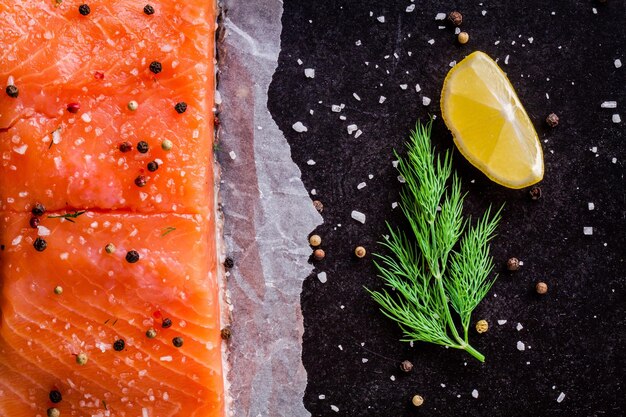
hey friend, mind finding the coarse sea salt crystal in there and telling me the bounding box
[435,12,446,20]
[557,392,566,403]
[11,235,22,246]
[406,4,415,12]
[612,114,621,123]
[37,226,51,236]
[472,389,479,398]
[377,16,385,23]
[428,39,435,45]
[13,144,28,155]
[292,122,308,133]
[354,129,363,138]
[304,68,315,78]
[351,210,366,224]
[81,113,91,123]
[362,358,368,363]
[583,226,593,235]
[615,59,622,69]
[347,124,358,135]
[379,96,386,104]
[422,96,432,106]
[415,83,421,92]
[357,182,366,190]
[601,101,617,108]
[307,159,316,165]
[517,323,524,331]
[331,405,339,412]
[517,341,525,351]
[588,202,595,210]
[317,272,327,283]
[142,408,149,417]
[331,104,342,112]
[353,92,361,101]
[498,320,507,325]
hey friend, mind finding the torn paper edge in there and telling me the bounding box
[218,1,321,416]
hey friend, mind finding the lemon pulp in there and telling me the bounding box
[440,51,543,189]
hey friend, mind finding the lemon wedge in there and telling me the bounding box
[441,51,543,189]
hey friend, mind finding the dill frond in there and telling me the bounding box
[367,120,502,362]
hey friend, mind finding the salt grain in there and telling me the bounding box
[292,122,308,133]
[557,392,566,403]
[472,389,479,398]
[354,130,363,138]
[498,320,507,325]
[229,151,236,160]
[422,96,432,106]
[377,16,385,23]
[362,358,368,363]
[317,272,327,283]
[505,55,510,65]
[615,59,622,69]
[353,92,361,101]
[435,12,446,20]
[331,405,339,412]
[517,341,525,351]
[319,394,326,400]
[406,4,415,12]
[601,101,617,108]
[583,226,593,235]
[331,105,342,112]
[428,39,435,45]
[516,323,523,331]
[357,182,366,190]
[400,84,408,90]
[307,159,316,165]
[588,202,595,210]
[351,210,366,224]
[612,114,621,123]
[347,124,358,135]
[379,96,386,104]
[304,68,315,78]
[415,84,421,92]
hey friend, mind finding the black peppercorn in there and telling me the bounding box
[172,337,183,348]
[174,102,187,114]
[32,203,46,217]
[113,339,125,351]
[149,61,162,74]
[448,11,463,26]
[220,326,232,340]
[78,4,91,15]
[29,217,40,229]
[49,390,62,403]
[147,161,159,172]
[224,257,234,268]
[143,4,155,15]
[529,186,542,201]
[134,175,147,187]
[6,85,19,98]
[125,250,140,263]
[546,113,559,127]
[162,318,172,328]
[34,237,47,252]
[137,141,149,153]
[119,142,133,152]
[400,360,413,373]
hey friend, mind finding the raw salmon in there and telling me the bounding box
[0,1,215,213]
[0,1,223,416]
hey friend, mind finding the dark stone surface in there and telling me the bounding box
[268,1,625,416]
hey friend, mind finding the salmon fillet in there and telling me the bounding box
[0,1,223,416]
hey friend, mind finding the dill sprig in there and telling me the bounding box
[367,120,502,362]
[47,211,86,223]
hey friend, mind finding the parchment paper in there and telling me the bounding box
[217,1,321,415]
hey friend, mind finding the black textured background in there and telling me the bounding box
[268,1,625,416]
